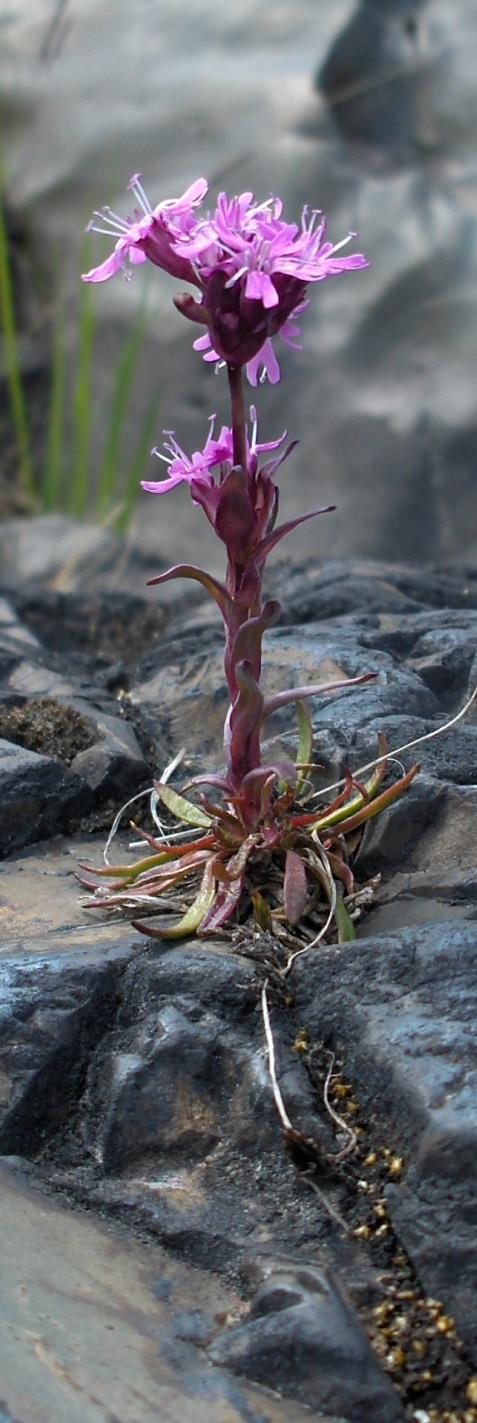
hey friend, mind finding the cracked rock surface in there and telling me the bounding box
[0,530,476,1422]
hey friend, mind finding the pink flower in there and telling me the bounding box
[194,303,307,387]
[81,174,208,285]
[141,416,231,497]
[83,174,368,383]
[142,409,287,500]
[174,195,368,372]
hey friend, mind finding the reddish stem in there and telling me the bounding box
[227,362,248,475]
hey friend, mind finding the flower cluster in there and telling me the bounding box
[83,174,369,385]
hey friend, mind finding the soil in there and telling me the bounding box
[0,698,95,764]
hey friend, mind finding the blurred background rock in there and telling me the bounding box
[1,0,476,575]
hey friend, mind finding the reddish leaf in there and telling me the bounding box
[214,468,255,557]
[147,563,236,630]
[284,849,308,925]
[226,660,264,785]
[335,762,420,835]
[262,671,377,723]
[254,505,335,565]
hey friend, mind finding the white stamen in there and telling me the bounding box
[328,231,356,256]
[130,177,153,216]
[87,221,123,239]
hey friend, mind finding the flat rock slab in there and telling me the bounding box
[0,835,132,946]
[0,1162,323,1423]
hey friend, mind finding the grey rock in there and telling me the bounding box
[129,614,439,774]
[0,936,134,1155]
[209,1261,405,1422]
[0,738,91,857]
[292,919,477,1360]
[69,704,146,796]
[70,945,334,1271]
[0,515,166,596]
[0,1162,316,1423]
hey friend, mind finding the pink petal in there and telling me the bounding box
[129,247,147,265]
[81,245,125,283]
[246,338,281,387]
[179,178,208,206]
[245,271,279,307]
[141,472,186,494]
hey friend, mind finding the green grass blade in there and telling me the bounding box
[295,699,314,795]
[0,193,36,501]
[334,893,356,944]
[71,275,96,517]
[43,298,66,510]
[114,389,159,535]
[97,297,149,514]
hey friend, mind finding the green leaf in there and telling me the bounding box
[133,863,216,939]
[155,781,212,828]
[334,894,356,944]
[97,288,150,513]
[71,271,96,516]
[43,298,66,511]
[295,699,314,795]
[251,891,272,931]
[115,391,159,535]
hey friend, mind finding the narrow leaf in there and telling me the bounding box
[251,891,273,931]
[43,297,66,510]
[334,894,356,944]
[71,273,96,516]
[262,671,377,723]
[154,780,212,828]
[284,849,308,925]
[133,862,216,939]
[230,600,281,684]
[116,389,160,535]
[214,468,255,556]
[199,877,243,934]
[295,700,314,794]
[147,563,234,626]
[97,289,149,513]
[336,762,420,835]
[0,191,35,500]
[254,505,335,564]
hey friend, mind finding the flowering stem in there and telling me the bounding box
[227,362,247,475]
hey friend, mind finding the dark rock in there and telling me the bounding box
[0,586,153,847]
[68,704,146,796]
[130,615,439,773]
[269,561,477,623]
[0,1161,310,1423]
[67,945,335,1270]
[0,936,134,1156]
[209,1260,405,1422]
[318,0,430,161]
[0,738,92,857]
[292,920,477,1361]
